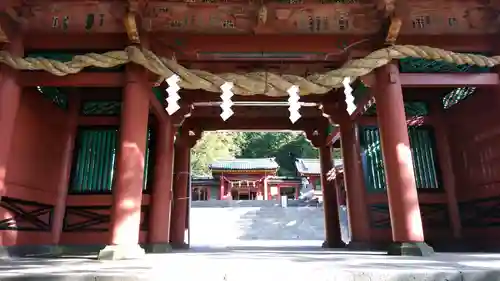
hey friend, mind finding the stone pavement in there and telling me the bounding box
[1,244,500,281]
[190,201,351,245]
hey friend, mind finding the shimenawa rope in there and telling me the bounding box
[0,45,497,96]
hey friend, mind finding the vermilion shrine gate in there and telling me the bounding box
[0,0,499,260]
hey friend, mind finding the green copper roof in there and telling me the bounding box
[191,176,218,186]
[209,158,279,171]
[295,158,343,175]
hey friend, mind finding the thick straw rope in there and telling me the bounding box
[1,45,497,96]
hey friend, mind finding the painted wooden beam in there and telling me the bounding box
[399,73,498,87]
[189,105,323,118]
[22,33,495,55]
[362,73,498,88]
[20,71,498,89]
[182,117,329,131]
[20,72,157,87]
[20,72,125,87]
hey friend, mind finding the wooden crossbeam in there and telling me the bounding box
[21,72,499,88]
[182,117,328,131]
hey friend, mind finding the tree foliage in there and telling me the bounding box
[190,132,240,176]
[190,131,323,177]
[237,132,318,176]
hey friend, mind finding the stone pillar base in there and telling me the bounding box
[97,244,146,260]
[170,242,189,250]
[0,246,10,260]
[347,241,375,251]
[321,240,345,249]
[145,243,172,253]
[387,242,434,256]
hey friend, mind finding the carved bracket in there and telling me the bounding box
[171,102,194,127]
[304,125,329,148]
[177,127,202,148]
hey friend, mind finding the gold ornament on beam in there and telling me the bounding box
[123,11,140,44]
[385,17,402,45]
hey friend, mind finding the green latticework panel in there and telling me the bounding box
[70,128,118,193]
[364,101,429,116]
[360,127,385,192]
[360,126,441,192]
[26,52,124,72]
[36,87,68,110]
[352,84,368,105]
[81,101,121,116]
[70,127,154,194]
[399,58,490,73]
[442,87,476,109]
[408,127,440,190]
[152,87,164,102]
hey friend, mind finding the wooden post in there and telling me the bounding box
[0,33,23,199]
[263,174,269,200]
[338,112,371,248]
[374,64,433,256]
[219,174,225,200]
[170,132,200,249]
[318,145,343,248]
[429,99,462,239]
[147,114,176,252]
[170,141,190,248]
[98,64,150,260]
[51,92,80,249]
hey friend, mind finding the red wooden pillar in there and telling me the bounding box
[219,174,225,200]
[311,176,319,191]
[264,176,269,200]
[338,113,371,248]
[98,64,150,260]
[0,33,23,199]
[318,145,343,248]
[51,93,80,249]
[147,115,176,252]
[430,99,461,239]
[170,132,199,248]
[375,64,433,256]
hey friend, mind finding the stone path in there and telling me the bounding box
[1,245,500,281]
[190,203,351,245]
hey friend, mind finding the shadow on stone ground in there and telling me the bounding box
[190,203,350,244]
[2,247,500,281]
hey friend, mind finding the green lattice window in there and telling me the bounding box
[36,87,68,110]
[360,126,441,192]
[81,101,121,116]
[399,58,490,73]
[69,127,154,194]
[442,87,476,109]
[364,101,429,116]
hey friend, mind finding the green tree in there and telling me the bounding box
[236,132,318,176]
[190,132,240,176]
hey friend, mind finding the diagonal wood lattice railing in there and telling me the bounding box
[0,45,498,96]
